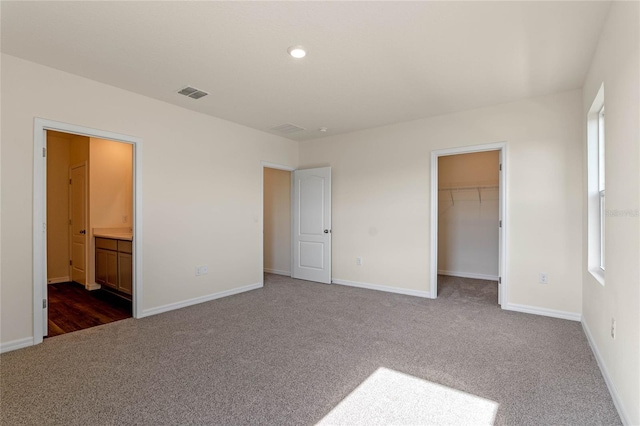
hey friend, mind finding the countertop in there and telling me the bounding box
[93,228,133,241]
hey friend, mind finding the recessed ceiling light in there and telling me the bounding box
[287,45,306,59]
[319,127,328,133]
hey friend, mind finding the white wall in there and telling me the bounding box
[299,89,583,315]
[581,2,639,424]
[263,167,291,275]
[438,151,499,279]
[0,54,298,345]
[46,131,71,281]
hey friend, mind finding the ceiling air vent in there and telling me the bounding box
[177,86,208,100]
[271,123,306,134]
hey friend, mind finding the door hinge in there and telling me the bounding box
[498,277,502,284]
[69,219,72,225]
[43,299,47,309]
[69,260,72,266]
[42,147,46,157]
[69,178,72,185]
[499,163,502,171]
[499,220,502,228]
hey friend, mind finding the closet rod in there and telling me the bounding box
[438,185,498,206]
[438,185,499,191]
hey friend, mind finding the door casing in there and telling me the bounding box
[33,118,143,345]
[430,142,507,304]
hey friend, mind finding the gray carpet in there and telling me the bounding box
[1,274,620,425]
[437,274,499,305]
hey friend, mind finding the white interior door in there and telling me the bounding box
[69,163,88,285]
[292,167,332,283]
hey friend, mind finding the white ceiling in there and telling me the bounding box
[1,1,610,141]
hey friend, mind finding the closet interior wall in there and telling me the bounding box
[438,151,500,280]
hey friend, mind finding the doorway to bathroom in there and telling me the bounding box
[33,118,143,345]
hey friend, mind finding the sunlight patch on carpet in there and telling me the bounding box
[317,367,499,425]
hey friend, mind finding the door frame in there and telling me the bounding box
[68,161,89,286]
[260,161,296,284]
[33,118,143,345]
[430,142,507,305]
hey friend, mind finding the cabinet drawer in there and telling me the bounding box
[95,237,117,251]
[118,240,132,254]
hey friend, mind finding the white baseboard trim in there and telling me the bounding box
[264,268,291,276]
[332,278,431,299]
[140,282,263,318]
[47,276,70,284]
[582,319,631,425]
[437,270,498,281]
[0,337,34,354]
[502,303,581,321]
[86,282,101,291]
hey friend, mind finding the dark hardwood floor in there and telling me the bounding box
[46,282,132,337]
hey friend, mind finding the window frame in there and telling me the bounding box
[598,106,605,271]
[587,84,605,285]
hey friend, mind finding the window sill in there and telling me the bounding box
[589,268,605,286]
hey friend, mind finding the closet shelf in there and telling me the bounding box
[438,185,498,191]
[438,185,499,205]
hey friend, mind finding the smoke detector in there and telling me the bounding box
[177,86,208,99]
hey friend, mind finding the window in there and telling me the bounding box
[598,106,605,270]
[587,84,605,284]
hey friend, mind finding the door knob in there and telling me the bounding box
[80,230,86,235]
[324,229,331,234]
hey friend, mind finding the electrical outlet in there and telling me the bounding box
[195,267,201,276]
[356,257,362,266]
[611,318,616,339]
[122,215,128,223]
[200,266,208,275]
[539,273,548,284]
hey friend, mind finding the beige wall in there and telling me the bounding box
[581,2,639,424]
[88,138,133,286]
[438,151,499,188]
[0,53,298,344]
[438,151,499,278]
[89,138,133,230]
[70,134,89,165]
[45,131,90,284]
[263,168,291,275]
[46,131,71,281]
[299,89,583,314]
